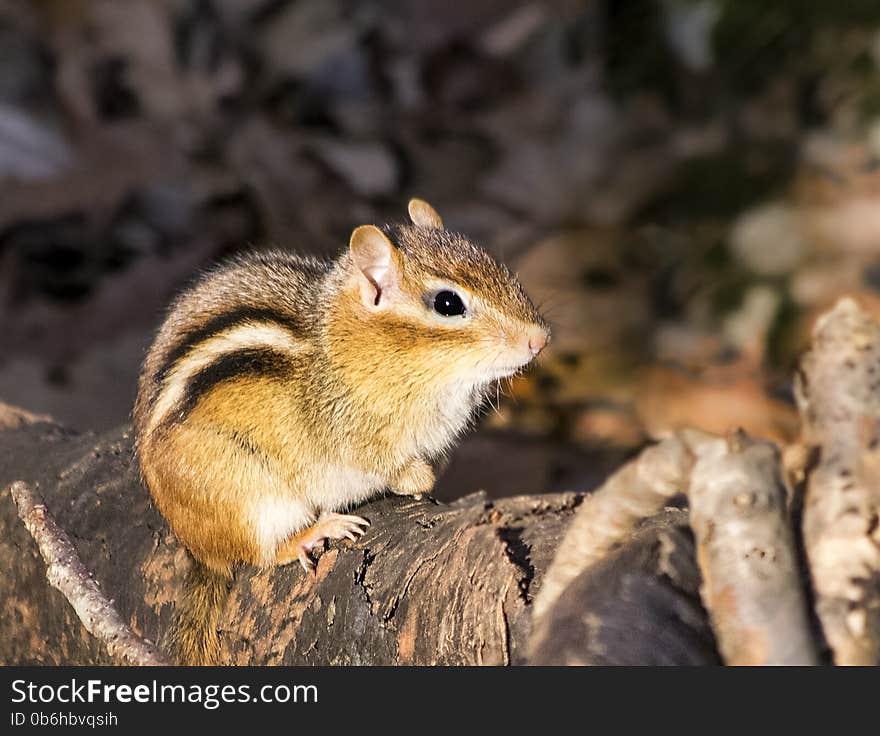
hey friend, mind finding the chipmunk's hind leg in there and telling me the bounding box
[143,418,304,572]
[390,458,435,497]
[274,512,370,573]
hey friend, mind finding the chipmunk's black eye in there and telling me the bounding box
[433,290,466,317]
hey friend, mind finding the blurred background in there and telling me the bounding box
[2,0,880,500]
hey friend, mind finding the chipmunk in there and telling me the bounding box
[133,199,549,664]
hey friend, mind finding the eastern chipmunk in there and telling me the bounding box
[133,199,549,664]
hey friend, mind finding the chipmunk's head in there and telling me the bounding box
[331,199,549,396]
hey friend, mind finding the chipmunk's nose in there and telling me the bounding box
[527,327,549,357]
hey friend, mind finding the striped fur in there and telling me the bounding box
[152,306,304,397]
[146,322,305,434]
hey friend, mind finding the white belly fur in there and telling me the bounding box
[250,464,384,561]
[309,463,385,513]
[250,496,312,563]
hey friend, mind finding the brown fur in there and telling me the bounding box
[168,562,230,666]
[134,199,548,664]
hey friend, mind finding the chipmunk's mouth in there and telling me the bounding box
[489,366,520,380]
[486,357,534,380]
[474,328,549,383]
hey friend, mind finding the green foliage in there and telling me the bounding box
[712,0,880,96]
[641,143,795,221]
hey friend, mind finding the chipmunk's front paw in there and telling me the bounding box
[281,512,370,573]
[390,459,435,498]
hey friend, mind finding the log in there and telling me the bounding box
[0,406,708,665]
[526,509,720,665]
[530,435,693,624]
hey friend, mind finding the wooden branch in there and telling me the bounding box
[528,434,730,664]
[527,508,720,665]
[531,435,693,624]
[687,431,817,665]
[8,480,169,666]
[796,297,880,666]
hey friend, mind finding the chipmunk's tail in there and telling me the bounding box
[168,560,231,665]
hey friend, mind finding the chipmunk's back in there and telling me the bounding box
[134,251,330,441]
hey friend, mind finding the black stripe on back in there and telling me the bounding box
[163,347,297,428]
[152,306,303,403]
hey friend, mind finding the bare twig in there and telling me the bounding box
[796,298,880,665]
[8,480,169,666]
[687,431,818,665]
[531,435,693,623]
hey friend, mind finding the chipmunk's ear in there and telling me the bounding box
[407,198,443,229]
[350,225,399,307]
